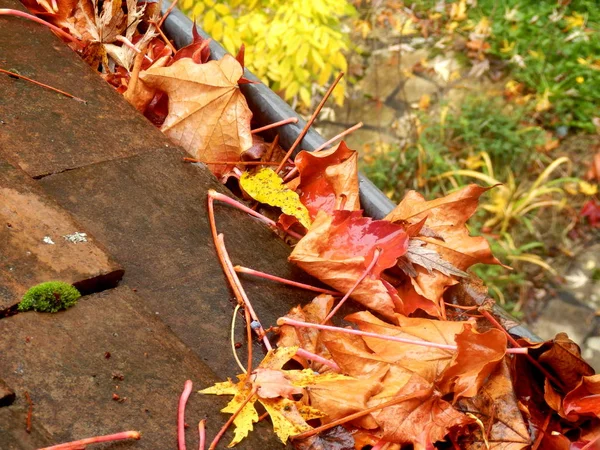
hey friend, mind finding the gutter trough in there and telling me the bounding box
[160,3,541,342]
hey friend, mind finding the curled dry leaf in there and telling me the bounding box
[386,185,503,315]
[526,332,595,392]
[436,324,507,402]
[294,142,360,219]
[289,210,408,319]
[563,374,600,420]
[139,54,253,177]
[240,168,312,229]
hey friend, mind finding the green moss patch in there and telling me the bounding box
[18,281,81,313]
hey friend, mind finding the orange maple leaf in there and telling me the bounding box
[386,185,503,315]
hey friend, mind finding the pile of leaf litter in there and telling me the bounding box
[4,1,600,449]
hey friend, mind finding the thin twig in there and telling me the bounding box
[234,266,340,296]
[158,0,178,27]
[278,318,528,354]
[322,248,382,323]
[264,134,279,163]
[208,190,303,240]
[198,420,206,450]
[0,9,83,47]
[216,234,273,351]
[0,68,86,103]
[295,348,340,372]
[150,19,177,53]
[208,387,257,450]
[39,431,141,449]
[291,389,431,440]
[24,391,33,433]
[479,308,567,391]
[178,380,193,450]
[231,304,246,373]
[251,117,298,134]
[184,158,280,166]
[275,72,344,174]
[244,302,253,375]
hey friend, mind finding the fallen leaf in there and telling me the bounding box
[290,210,409,318]
[345,311,470,381]
[405,239,469,278]
[294,142,360,219]
[563,374,600,420]
[581,200,600,228]
[139,54,253,177]
[386,185,502,313]
[370,373,473,448]
[291,425,355,450]
[457,360,531,449]
[240,168,312,229]
[529,333,595,392]
[277,295,335,372]
[201,346,359,445]
[436,324,507,401]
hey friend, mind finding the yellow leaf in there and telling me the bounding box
[500,39,515,53]
[261,398,313,443]
[296,43,310,66]
[203,9,216,32]
[261,346,299,370]
[214,3,229,15]
[450,0,467,21]
[240,168,312,228]
[579,181,598,196]
[199,378,239,395]
[299,87,311,107]
[564,12,585,30]
[191,2,204,17]
[535,90,551,112]
[211,20,223,41]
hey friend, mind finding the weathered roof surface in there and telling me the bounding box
[0,159,123,311]
[0,0,317,447]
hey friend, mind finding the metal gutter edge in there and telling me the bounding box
[159,2,542,342]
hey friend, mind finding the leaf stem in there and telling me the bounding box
[208,387,257,450]
[198,419,206,450]
[278,318,528,354]
[158,0,178,27]
[244,300,253,375]
[479,308,566,390]
[216,233,272,351]
[0,9,83,47]
[39,431,141,449]
[275,72,344,174]
[208,190,303,240]
[291,389,431,440]
[184,158,280,166]
[295,348,340,372]
[0,68,86,103]
[234,266,340,296]
[231,304,246,373]
[251,117,298,134]
[178,380,193,450]
[283,122,363,182]
[322,248,382,323]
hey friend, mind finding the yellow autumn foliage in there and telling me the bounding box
[240,168,312,229]
[179,0,355,107]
